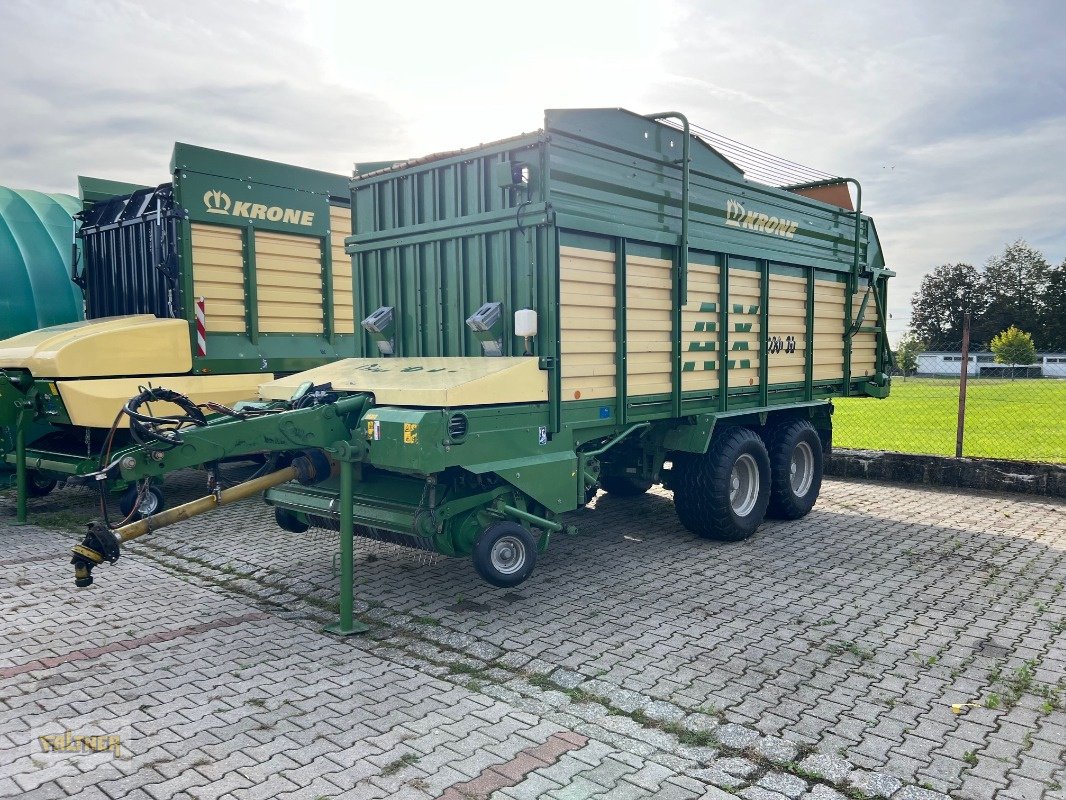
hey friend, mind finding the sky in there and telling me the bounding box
[2,0,1064,340]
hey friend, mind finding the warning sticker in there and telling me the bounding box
[403,422,418,444]
[366,419,381,441]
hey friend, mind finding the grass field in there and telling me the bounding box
[833,378,1066,463]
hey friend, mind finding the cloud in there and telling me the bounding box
[1,0,1062,343]
[0,0,405,192]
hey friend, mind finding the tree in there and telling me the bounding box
[910,263,988,350]
[981,240,1051,347]
[1039,260,1066,351]
[895,331,925,379]
[990,325,1036,379]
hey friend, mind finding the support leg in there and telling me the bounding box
[324,458,369,635]
[15,411,27,525]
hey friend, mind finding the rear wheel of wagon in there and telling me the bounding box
[673,427,770,541]
[601,475,653,497]
[766,420,823,520]
[472,521,537,588]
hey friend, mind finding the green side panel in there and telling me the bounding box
[0,186,84,339]
[167,144,357,373]
[348,134,555,361]
[544,107,880,274]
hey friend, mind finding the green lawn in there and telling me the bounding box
[833,378,1066,463]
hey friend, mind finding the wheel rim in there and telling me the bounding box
[138,490,160,516]
[790,442,814,497]
[490,535,527,575]
[729,454,760,517]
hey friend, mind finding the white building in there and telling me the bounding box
[914,351,1066,377]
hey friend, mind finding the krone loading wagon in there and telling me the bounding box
[0,146,368,520]
[71,109,892,624]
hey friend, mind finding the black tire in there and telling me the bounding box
[472,521,537,588]
[673,427,770,541]
[119,483,165,519]
[766,420,823,520]
[26,471,57,497]
[275,507,310,533]
[600,475,653,497]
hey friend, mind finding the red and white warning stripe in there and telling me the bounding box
[195,296,207,356]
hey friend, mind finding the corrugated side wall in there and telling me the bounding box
[349,137,554,359]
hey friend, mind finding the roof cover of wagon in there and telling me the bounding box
[545,107,746,180]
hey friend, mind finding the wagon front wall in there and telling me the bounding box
[171,145,355,375]
[347,136,557,366]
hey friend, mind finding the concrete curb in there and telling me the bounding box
[826,448,1066,498]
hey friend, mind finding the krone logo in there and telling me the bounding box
[725,198,798,239]
[201,188,315,227]
[204,190,231,214]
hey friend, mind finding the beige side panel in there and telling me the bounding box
[850,286,879,377]
[626,254,672,397]
[560,246,616,401]
[767,274,807,385]
[681,263,720,392]
[191,223,246,334]
[330,206,355,334]
[727,268,761,387]
[260,357,545,407]
[0,316,192,378]
[57,373,269,429]
[813,279,845,380]
[255,231,325,334]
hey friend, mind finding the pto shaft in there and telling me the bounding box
[72,461,313,587]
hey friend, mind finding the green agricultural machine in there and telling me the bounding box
[0,145,385,521]
[72,108,892,632]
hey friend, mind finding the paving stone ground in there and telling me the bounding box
[1,473,1064,800]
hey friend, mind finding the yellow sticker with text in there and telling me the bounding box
[403,422,418,444]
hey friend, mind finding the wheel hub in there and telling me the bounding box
[790,442,814,497]
[490,535,526,575]
[729,454,760,517]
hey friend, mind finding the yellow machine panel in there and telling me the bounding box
[559,246,616,401]
[330,205,355,334]
[56,373,270,428]
[260,357,547,407]
[0,315,191,378]
[191,223,247,334]
[681,263,721,392]
[626,254,674,398]
[766,274,808,385]
[813,279,846,381]
[255,231,325,334]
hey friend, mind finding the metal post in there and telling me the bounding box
[15,410,27,524]
[324,458,369,635]
[955,312,971,459]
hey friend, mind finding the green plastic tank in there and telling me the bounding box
[0,186,84,340]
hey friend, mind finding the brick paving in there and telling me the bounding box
[1,473,1064,799]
